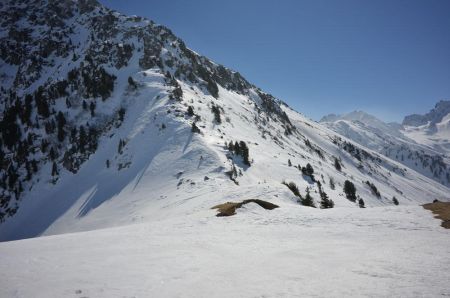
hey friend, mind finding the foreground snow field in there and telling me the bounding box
[1,204,449,298]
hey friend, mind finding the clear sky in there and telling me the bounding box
[100,0,450,122]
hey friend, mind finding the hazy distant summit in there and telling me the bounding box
[402,100,450,127]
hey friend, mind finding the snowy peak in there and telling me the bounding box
[401,101,450,154]
[322,108,450,187]
[320,111,401,134]
[0,0,254,99]
[402,100,450,127]
[321,110,379,123]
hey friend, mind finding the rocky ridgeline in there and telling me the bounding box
[402,100,450,127]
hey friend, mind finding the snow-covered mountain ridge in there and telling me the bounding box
[321,105,450,187]
[402,100,450,155]
[403,100,450,127]
[0,0,449,241]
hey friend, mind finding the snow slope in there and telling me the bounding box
[1,204,449,298]
[2,71,449,241]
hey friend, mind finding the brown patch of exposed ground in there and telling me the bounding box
[423,201,450,229]
[212,199,279,217]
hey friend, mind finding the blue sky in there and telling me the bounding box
[100,0,450,122]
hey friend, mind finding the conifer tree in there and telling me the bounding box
[187,106,194,116]
[305,163,314,176]
[49,147,56,160]
[35,87,50,118]
[56,112,66,142]
[51,162,58,176]
[118,107,126,122]
[343,180,357,202]
[334,157,342,171]
[79,125,87,153]
[31,159,38,173]
[70,127,78,143]
[41,139,49,153]
[320,191,334,209]
[358,198,365,208]
[118,139,124,154]
[0,105,21,149]
[90,101,96,117]
[7,165,18,190]
[191,122,201,133]
[316,181,333,208]
[234,141,241,156]
[301,187,316,208]
[88,127,98,152]
[228,141,234,152]
[23,94,33,125]
[282,181,301,198]
[128,76,137,89]
[211,105,221,123]
[25,161,32,180]
[239,141,250,166]
[392,196,399,205]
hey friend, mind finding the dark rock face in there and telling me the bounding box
[212,199,279,217]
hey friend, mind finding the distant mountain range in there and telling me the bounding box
[403,100,450,127]
[321,101,450,187]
